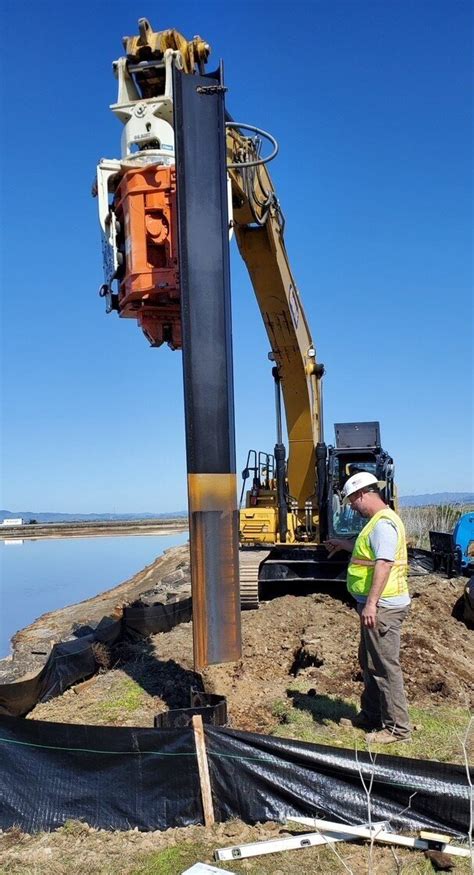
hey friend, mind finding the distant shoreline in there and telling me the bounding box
[0,518,189,541]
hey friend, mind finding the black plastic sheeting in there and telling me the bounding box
[0,715,202,832]
[205,727,471,836]
[0,716,471,836]
[0,597,193,717]
[0,617,121,718]
[125,596,192,637]
[407,548,435,575]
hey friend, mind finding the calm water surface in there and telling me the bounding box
[0,532,188,658]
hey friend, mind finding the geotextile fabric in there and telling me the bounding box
[407,548,434,575]
[0,715,202,832]
[0,717,471,836]
[0,598,192,717]
[0,618,121,717]
[204,727,472,837]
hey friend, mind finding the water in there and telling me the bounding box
[0,532,189,658]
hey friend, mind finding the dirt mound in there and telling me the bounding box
[29,562,473,733]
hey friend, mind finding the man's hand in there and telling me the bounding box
[323,538,354,558]
[360,601,377,628]
[361,560,394,627]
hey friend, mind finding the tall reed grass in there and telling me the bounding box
[400,504,472,548]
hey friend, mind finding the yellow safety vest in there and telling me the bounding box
[347,508,408,598]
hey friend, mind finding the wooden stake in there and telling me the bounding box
[192,715,215,827]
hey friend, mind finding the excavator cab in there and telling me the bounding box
[240,421,396,606]
[326,421,396,540]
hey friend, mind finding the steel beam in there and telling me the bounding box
[173,63,241,669]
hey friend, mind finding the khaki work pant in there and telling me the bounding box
[357,604,411,737]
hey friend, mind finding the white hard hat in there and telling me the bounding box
[341,471,386,505]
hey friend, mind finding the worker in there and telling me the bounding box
[324,471,411,744]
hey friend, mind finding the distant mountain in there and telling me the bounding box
[0,510,188,524]
[399,492,474,508]
[2,493,472,522]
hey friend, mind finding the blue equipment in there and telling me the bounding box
[453,512,474,572]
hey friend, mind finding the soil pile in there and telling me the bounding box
[27,545,473,730]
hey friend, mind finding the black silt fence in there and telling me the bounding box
[0,598,192,717]
[0,716,471,836]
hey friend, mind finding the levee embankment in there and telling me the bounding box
[0,543,190,684]
[0,517,188,540]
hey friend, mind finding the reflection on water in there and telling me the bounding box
[0,532,189,658]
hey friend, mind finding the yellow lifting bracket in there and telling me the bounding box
[122,18,210,75]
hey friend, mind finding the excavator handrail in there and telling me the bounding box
[239,449,276,508]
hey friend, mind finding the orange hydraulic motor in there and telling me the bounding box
[95,19,210,349]
[112,164,181,349]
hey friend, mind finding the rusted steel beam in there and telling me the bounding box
[173,63,241,669]
[187,474,241,666]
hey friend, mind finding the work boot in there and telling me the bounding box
[365,728,411,745]
[340,712,381,731]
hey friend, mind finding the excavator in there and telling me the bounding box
[94,19,396,620]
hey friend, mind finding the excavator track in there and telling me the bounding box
[239,549,270,610]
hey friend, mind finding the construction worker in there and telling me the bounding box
[324,471,411,744]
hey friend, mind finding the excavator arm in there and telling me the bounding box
[229,147,324,508]
[225,126,326,546]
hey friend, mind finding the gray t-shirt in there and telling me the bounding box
[354,518,411,608]
[369,518,398,560]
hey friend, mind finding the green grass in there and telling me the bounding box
[95,677,146,722]
[131,843,220,875]
[131,838,473,875]
[59,819,90,837]
[132,841,348,875]
[2,824,472,875]
[270,689,473,763]
[132,845,185,875]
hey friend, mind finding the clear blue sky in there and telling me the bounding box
[0,0,472,513]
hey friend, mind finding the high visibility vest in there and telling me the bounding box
[347,507,408,598]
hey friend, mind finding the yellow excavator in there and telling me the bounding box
[95,19,397,615]
[228,125,396,605]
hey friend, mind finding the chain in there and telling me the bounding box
[196,85,228,95]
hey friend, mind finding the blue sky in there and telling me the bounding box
[0,0,472,513]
